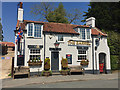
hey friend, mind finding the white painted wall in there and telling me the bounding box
[14,23,111,73]
[45,33,93,71]
[96,37,111,70]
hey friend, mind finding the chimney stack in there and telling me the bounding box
[17,2,23,23]
[86,17,95,27]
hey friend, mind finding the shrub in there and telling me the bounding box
[44,58,50,70]
[61,57,68,70]
[8,73,11,76]
[111,55,119,70]
[41,70,52,76]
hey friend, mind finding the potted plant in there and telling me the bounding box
[80,59,89,66]
[41,58,51,76]
[60,57,69,75]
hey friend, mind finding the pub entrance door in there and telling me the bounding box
[51,52,59,70]
[99,53,106,73]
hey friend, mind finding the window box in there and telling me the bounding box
[27,60,43,66]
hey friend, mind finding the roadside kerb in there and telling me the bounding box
[2,73,118,88]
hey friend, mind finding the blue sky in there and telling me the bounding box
[2,2,90,43]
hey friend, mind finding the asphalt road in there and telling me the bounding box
[14,79,118,88]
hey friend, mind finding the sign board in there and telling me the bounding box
[68,40,90,46]
[66,54,72,64]
[17,55,24,66]
[28,45,43,49]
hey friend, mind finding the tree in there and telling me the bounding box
[47,3,69,23]
[82,2,120,33]
[82,2,120,70]
[0,18,3,41]
[31,2,82,24]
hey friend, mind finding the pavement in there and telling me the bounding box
[2,71,119,88]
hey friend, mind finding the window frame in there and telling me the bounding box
[27,23,42,38]
[29,48,41,60]
[27,23,34,37]
[77,28,91,40]
[58,35,64,42]
[77,49,87,61]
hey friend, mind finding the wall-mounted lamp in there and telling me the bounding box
[54,40,60,48]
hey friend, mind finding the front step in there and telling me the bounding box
[52,70,61,75]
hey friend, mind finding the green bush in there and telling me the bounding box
[44,58,50,70]
[61,57,68,70]
[8,73,11,76]
[111,55,119,70]
[41,70,52,76]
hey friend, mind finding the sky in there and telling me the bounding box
[2,2,90,43]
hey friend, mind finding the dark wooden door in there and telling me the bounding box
[51,52,59,70]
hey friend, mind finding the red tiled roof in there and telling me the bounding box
[0,42,15,47]
[16,20,107,36]
[91,27,107,36]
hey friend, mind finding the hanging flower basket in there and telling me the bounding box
[80,60,89,66]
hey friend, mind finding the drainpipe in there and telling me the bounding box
[44,33,46,61]
[92,35,94,74]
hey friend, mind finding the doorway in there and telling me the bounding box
[99,53,106,73]
[51,52,59,70]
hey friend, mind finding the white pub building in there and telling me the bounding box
[14,3,111,75]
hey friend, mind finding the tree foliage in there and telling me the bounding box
[82,2,120,33]
[0,18,3,41]
[82,2,120,70]
[31,2,82,24]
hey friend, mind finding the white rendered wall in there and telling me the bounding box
[96,37,111,70]
[45,33,93,71]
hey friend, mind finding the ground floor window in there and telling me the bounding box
[78,49,87,61]
[29,48,41,60]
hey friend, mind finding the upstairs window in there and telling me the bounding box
[86,29,90,39]
[34,24,42,38]
[28,23,33,37]
[58,35,64,41]
[74,28,91,40]
[27,23,42,38]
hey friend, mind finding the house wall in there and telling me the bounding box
[45,33,93,71]
[14,24,111,74]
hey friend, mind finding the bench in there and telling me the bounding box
[68,65,85,75]
[13,66,30,79]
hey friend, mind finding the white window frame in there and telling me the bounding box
[27,23,42,38]
[29,48,41,60]
[86,28,91,40]
[57,35,64,42]
[78,28,91,40]
[78,49,87,61]
[27,23,34,37]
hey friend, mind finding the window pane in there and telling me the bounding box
[79,28,85,39]
[79,28,82,39]
[28,24,33,36]
[34,24,41,37]
[87,29,90,39]
[81,28,85,39]
[78,55,86,60]
[78,50,86,54]
[58,35,63,41]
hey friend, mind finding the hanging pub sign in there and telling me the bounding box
[68,40,90,46]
